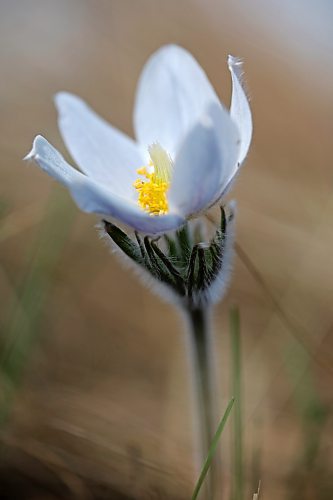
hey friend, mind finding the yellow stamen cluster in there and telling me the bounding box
[133,143,173,216]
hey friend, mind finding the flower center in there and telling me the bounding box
[133,143,173,216]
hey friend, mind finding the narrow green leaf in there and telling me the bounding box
[150,241,185,294]
[134,231,153,272]
[134,231,146,259]
[220,205,227,234]
[143,237,179,290]
[230,307,244,500]
[143,236,161,275]
[206,205,228,282]
[176,223,191,264]
[197,246,208,290]
[104,221,143,265]
[191,397,235,500]
[164,234,178,262]
[187,244,199,297]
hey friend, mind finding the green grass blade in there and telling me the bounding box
[230,307,244,500]
[191,397,235,500]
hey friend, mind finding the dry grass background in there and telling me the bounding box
[0,0,333,498]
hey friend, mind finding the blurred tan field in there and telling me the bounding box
[1,0,333,499]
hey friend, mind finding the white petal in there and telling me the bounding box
[55,92,143,197]
[168,103,240,217]
[70,178,185,234]
[24,135,82,185]
[228,56,252,165]
[134,45,220,156]
[25,136,185,235]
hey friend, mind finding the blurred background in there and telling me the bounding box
[1,0,333,498]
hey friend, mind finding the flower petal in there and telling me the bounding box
[55,92,143,197]
[168,103,240,217]
[71,180,185,234]
[25,136,185,235]
[228,56,252,165]
[24,135,82,185]
[134,45,220,156]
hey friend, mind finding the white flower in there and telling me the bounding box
[25,45,252,235]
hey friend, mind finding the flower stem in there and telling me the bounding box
[186,307,222,500]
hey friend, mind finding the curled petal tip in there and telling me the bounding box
[228,56,244,79]
[23,150,34,162]
[228,55,243,67]
[23,135,44,161]
[228,53,252,165]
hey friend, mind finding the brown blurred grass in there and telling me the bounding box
[1,0,333,498]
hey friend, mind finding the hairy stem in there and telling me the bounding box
[186,307,222,499]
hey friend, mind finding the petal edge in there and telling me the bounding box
[134,45,221,156]
[55,92,143,197]
[228,55,252,165]
[168,103,240,217]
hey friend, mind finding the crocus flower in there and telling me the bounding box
[25,45,252,235]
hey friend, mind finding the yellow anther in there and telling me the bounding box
[136,166,147,176]
[133,143,173,216]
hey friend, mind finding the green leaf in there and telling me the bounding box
[143,236,180,290]
[206,206,227,282]
[104,221,143,265]
[230,307,244,500]
[191,397,235,500]
[197,245,208,290]
[150,241,185,294]
[176,223,191,264]
[164,234,178,262]
[186,244,199,297]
